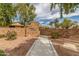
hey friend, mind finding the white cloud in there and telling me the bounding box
[34,3,79,19]
[34,3,51,17]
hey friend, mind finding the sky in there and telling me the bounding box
[34,3,51,18]
[34,3,79,19]
[33,3,79,25]
[14,3,79,25]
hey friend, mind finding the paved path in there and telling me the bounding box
[26,36,58,56]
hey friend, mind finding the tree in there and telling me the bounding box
[54,18,60,29]
[15,4,36,25]
[15,3,36,36]
[0,3,16,26]
[49,18,60,29]
[60,18,74,29]
[50,3,79,18]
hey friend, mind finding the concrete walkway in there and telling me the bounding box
[26,36,58,56]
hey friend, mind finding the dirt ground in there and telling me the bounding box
[50,37,79,56]
[0,26,40,55]
[0,36,34,50]
[0,36,38,55]
[40,27,79,55]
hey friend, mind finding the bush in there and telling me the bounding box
[6,31,17,40]
[0,34,6,38]
[51,32,60,39]
[0,50,6,56]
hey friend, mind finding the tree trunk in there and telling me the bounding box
[25,25,26,37]
[24,22,27,37]
[60,4,63,18]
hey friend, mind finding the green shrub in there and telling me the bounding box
[51,32,60,39]
[0,50,6,56]
[6,31,17,40]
